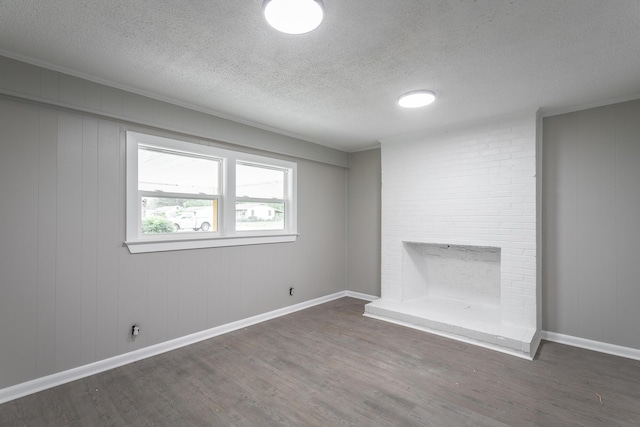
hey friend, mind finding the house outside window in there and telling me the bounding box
[236,162,288,231]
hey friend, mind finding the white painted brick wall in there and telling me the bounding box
[381,114,537,327]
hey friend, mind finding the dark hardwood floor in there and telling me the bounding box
[1,297,639,426]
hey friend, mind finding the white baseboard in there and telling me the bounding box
[541,331,640,361]
[344,290,379,302]
[9,299,636,405]
[0,291,348,405]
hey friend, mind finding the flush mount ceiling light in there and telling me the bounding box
[398,90,437,108]
[263,0,324,34]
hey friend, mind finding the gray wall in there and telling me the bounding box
[347,149,381,296]
[542,99,640,350]
[0,96,347,390]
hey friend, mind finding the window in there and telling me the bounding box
[236,162,287,231]
[125,131,297,253]
[138,145,221,234]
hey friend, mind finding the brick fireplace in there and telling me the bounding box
[365,114,540,359]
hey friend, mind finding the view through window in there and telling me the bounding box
[126,131,297,252]
[139,146,220,234]
[236,162,286,231]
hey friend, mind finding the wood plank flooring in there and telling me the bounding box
[1,297,639,426]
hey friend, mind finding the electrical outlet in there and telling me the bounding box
[131,324,140,337]
[289,286,294,296]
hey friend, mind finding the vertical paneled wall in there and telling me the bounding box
[0,97,347,390]
[0,100,40,386]
[542,99,640,350]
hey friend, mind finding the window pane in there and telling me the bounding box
[235,202,284,231]
[139,147,219,195]
[142,196,218,234]
[236,163,285,199]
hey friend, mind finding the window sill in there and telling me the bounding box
[125,233,298,254]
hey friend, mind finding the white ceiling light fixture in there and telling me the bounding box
[263,0,324,35]
[398,90,437,108]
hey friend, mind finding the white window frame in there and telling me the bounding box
[235,160,290,232]
[125,131,298,253]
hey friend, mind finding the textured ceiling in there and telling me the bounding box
[0,0,639,151]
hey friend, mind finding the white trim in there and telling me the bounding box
[539,94,640,118]
[345,291,379,302]
[0,291,348,405]
[541,331,640,361]
[125,234,298,253]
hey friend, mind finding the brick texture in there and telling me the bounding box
[381,114,537,326]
